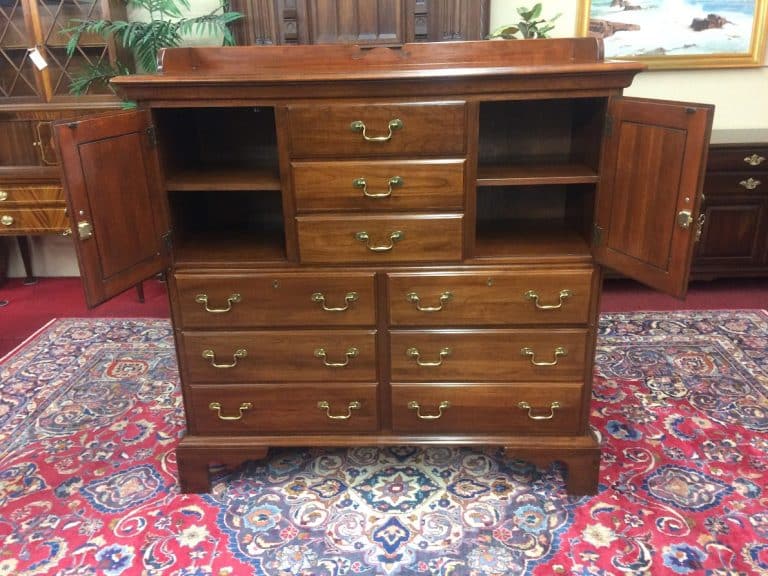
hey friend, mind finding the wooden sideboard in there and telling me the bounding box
[55,39,712,495]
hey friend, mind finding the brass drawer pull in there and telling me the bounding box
[407,291,452,312]
[195,293,242,313]
[520,346,567,366]
[739,178,761,190]
[209,401,252,421]
[311,291,358,312]
[1,215,13,226]
[202,348,247,368]
[349,118,403,142]
[314,346,359,367]
[744,154,766,166]
[355,230,403,252]
[317,400,361,420]
[407,346,451,367]
[518,401,561,421]
[353,175,403,198]
[408,400,450,420]
[0,191,8,201]
[525,289,572,310]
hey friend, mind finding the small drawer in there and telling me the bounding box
[173,271,377,329]
[188,383,379,434]
[0,185,63,205]
[181,330,377,383]
[387,268,594,326]
[391,383,583,435]
[703,173,764,195]
[0,207,68,234]
[707,146,768,172]
[292,159,465,213]
[297,214,463,264]
[287,101,466,158]
[389,329,588,382]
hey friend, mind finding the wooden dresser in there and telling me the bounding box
[55,39,712,495]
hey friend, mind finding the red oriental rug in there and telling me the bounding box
[1,313,767,575]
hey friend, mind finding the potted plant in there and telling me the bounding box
[488,3,561,40]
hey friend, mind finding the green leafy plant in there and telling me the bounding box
[64,0,242,98]
[488,3,561,40]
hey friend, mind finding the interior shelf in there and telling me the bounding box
[166,167,281,191]
[173,230,287,267]
[476,162,599,186]
[472,221,592,262]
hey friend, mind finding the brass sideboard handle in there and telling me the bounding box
[525,289,572,310]
[62,227,72,237]
[352,175,403,198]
[407,346,451,367]
[314,346,359,367]
[408,400,451,420]
[407,291,452,312]
[311,291,358,312]
[739,177,761,190]
[517,401,561,421]
[355,230,403,252]
[1,215,13,226]
[195,293,242,313]
[317,400,362,420]
[209,401,252,421]
[744,154,766,166]
[0,191,7,201]
[349,118,403,142]
[520,346,567,366]
[202,348,247,368]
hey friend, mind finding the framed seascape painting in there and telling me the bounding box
[578,0,768,68]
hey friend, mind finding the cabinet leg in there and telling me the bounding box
[16,236,37,285]
[176,442,269,493]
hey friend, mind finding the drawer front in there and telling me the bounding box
[287,102,466,158]
[292,159,465,213]
[188,383,379,434]
[389,329,588,382]
[0,207,68,233]
[181,330,377,383]
[0,185,63,205]
[707,146,768,172]
[703,173,765,196]
[387,269,594,326]
[174,271,377,328]
[391,383,583,435]
[297,214,463,264]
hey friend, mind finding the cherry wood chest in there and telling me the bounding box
[55,39,713,495]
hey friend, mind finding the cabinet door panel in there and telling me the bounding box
[595,97,713,298]
[55,109,169,307]
[695,197,768,264]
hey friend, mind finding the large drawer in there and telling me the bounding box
[387,268,594,326]
[297,214,463,264]
[181,330,377,383]
[391,383,583,435]
[173,271,377,328]
[389,329,588,382]
[0,185,63,205]
[292,159,465,213]
[0,207,68,233]
[187,383,379,434]
[287,101,467,158]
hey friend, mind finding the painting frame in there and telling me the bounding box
[576,0,768,69]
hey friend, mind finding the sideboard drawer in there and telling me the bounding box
[0,185,63,205]
[389,329,588,382]
[181,330,377,383]
[706,146,768,172]
[387,268,594,326]
[0,207,68,233]
[287,101,467,158]
[297,214,464,264]
[174,271,377,328]
[292,159,465,212]
[703,173,764,195]
[391,383,583,435]
[188,383,379,434]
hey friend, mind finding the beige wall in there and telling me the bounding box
[8,0,768,277]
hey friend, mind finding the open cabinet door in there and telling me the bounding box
[594,96,713,298]
[56,109,170,308]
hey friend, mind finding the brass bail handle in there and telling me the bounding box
[517,401,561,421]
[525,289,572,310]
[349,118,403,142]
[314,346,359,368]
[311,291,358,312]
[202,348,247,368]
[209,401,252,421]
[317,400,362,420]
[408,400,451,420]
[355,230,404,252]
[407,346,451,367]
[195,293,242,313]
[407,291,452,312]
[520,346,567,366]
[353,175,403,198]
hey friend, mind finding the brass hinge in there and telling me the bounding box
[593,224,605,246]
[146,125,157,148]
[161,230,172,256]
[604,115,613,138]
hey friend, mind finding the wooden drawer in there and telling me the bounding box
[706,146,768,172]
[181,330,377,383]
[173,271,377,329]
[391,383,583,435]
[389,329,588,382]
[187,383,379,434]
[297,214,463,264]
[0,207,68,234]
[292,159,465,213]
[0,185,63,205]
[287,101,466,158]
[703,173,765,196]
[387,268,594,326]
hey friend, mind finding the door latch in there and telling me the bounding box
[676,210,693,230]
[77,220,93,240]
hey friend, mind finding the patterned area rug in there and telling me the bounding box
[1,312,767,575]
